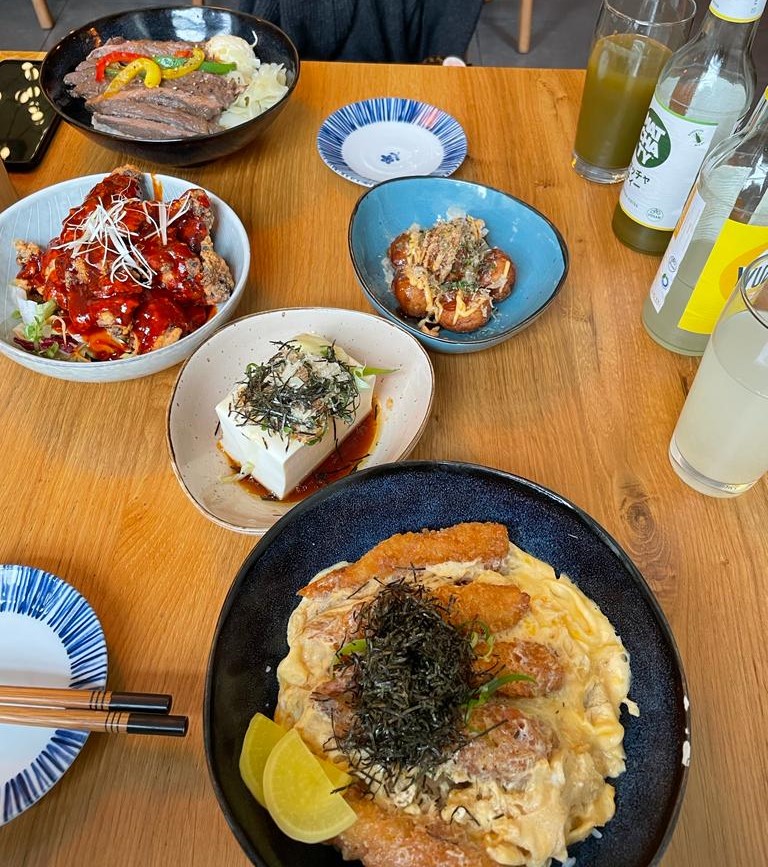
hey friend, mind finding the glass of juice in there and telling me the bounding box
[669,251,768,497]
[573,0,696,184]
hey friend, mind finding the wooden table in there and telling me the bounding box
[0,54,766,867]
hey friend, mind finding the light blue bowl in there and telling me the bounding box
[348,176,569,353]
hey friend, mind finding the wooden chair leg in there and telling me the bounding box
[518,0,533,54]
[31,0,54,29]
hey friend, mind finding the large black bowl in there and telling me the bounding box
[205,461,690,867]
[41,5,299,167]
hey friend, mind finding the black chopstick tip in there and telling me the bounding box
[110,692,173,714]
[125,713,188,737]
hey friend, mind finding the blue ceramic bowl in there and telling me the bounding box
[205,461,689,867]
[41,6,299,168]
[348,176,569,353]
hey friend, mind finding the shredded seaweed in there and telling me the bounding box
[228,340,360,442]
[333,580,478,787]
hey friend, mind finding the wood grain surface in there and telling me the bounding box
[0,56,766,867]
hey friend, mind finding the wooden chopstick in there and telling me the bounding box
[0,685,172,714]
[0,706,188,737]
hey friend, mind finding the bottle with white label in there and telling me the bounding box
[642,88,768,353]
[612,0,763,255]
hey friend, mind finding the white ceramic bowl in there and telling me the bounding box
[167,308,435,534]
[0,173,249,382]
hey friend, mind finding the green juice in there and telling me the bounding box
[575,33,672,171]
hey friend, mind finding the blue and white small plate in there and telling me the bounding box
[0,564,108,825]
[317,97,467,187]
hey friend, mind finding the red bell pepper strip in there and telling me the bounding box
[94,51,145,83]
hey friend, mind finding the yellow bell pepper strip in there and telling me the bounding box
[102,57,162,97]
[159,46,205,80]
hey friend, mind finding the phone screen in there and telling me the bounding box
[0,60,59,171]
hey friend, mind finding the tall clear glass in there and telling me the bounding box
[572,0,696,184]
[669,251,768,497]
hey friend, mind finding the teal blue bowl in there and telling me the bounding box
[348,176,569,353]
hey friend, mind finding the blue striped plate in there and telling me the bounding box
[317,97,467,187]
[0,564,107,825]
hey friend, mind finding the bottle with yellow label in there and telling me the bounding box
[642,88,768,354]
[612,0,764,255]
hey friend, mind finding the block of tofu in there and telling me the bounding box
[216,335,375,499]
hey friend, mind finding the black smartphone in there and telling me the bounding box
[0,59,59,171]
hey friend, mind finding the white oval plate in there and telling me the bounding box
[0,564,107,825]
[167,308,435,534]
[0,173,249,382]
[317,97,467,187]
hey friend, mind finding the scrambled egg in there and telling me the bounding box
[276,523,637,867]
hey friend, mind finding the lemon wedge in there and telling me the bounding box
[239,713,287,807]
[263,728,357,842]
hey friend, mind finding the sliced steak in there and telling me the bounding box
[88,77,237,120]
[162,70,240,105]
[67,73,239,123]
[85,37,202,60]
[89,91,220,135]
[64,39,244,140]
[92,114,210,140]
[63,63,103,100]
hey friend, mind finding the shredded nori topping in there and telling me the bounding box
[333,580,480,786]
[228,340,360,443]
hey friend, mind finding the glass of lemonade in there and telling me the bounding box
[573,0,696,184]
[669,251,768,497]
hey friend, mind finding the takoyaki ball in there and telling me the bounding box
[446,245,475,282]
[388,230,423,269]
[446,218,486,281]
[478,248,516,301]
[436,289,492,333]
[391,265,437,319]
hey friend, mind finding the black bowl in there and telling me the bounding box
[41,5,299,167]
[205,461,690,867]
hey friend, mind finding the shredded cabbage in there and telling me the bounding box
[205,35,289,128]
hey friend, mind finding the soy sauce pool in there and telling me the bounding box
[224,404,380,503]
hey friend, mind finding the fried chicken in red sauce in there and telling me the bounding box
[13,165,233,360]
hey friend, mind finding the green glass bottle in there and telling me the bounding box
[612,0,762,254]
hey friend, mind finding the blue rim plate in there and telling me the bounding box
[205,460,690,867]
[317,97,467,186]
[0,564,107,825]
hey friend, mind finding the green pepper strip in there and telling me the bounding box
[154,55,236,75]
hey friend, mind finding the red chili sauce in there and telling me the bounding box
[17,171,214,360]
